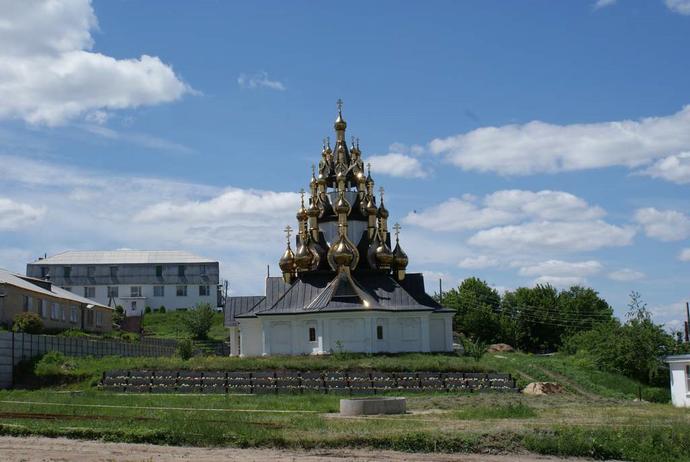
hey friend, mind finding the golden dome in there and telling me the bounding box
[335,191,351,215]
[377,201,389,219]
[366,194,377,215]
[392,242,408,270]
[332,236,355,267]
[296,190,308,222]
[279,246,295,273]
[375,239,394,269]
[294,239,313,271]
[307,199,320,217]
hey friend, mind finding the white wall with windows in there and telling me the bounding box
[64,284,216,315]
[235,311,453,357]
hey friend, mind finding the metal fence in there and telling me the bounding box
[100,370,518,394]
[0,331,176,389]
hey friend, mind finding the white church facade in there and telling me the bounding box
[225,102,454,357]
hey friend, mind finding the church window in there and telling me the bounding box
[377,325,384,340]
[308,327,316,342]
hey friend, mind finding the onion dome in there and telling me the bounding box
[366,194,377,215]
[279,245,295,274]
[294,237,313,271]
[296,191,308,222]
[331,234,355,267]
[374,238,394,270]
[365,163,374,189]
[307,198,320,218]
[310,164,318,189]
[392,235,408,271]
[335,191,351,215]
[377,200,389,219]
[334,99,347,132]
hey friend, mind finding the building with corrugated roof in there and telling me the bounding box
[225,103,454,356]
[26,250,220,315]
[0,268,112,332]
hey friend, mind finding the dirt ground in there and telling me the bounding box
[0,436,594,462]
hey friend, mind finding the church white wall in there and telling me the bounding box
[236,310,453,357]
[668,360,690,407]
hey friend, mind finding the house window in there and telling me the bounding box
[38,299,46,317]
[178,265,186,277]
[107,286,119,298]
[51,303,58,320]
[377,325,384,340]
[60,305,66,321]
[70,306,78,323]
[109,266,118,277]
[22,295,31,312]
[96,311,103,326]
[153,286,164,297]
[308,327,316,342]
[155,265,163,277]
[176,285,187,297]
[87,266,96,277]
[84,287,96,298]
[40,267,48,278]
[200,265,207,276]
[131,286,142,297]
[63,266,72,278]
[199,285,210,296]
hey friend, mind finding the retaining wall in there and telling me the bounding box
[100,369,518,394]
[0,331,176,389]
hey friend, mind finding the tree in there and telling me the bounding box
[502,284,561,352]
[442,278,504,343]
[180,303,215,340]
[557,286,613,337]
[12,312,43,334]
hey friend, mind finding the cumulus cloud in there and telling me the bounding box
[0,197,45,230]
[368,153,428,178]
[634,207,690,241]
[608,268,645,281]
[469,221,635,253]
[237,72,286,91]
[518,260,602,278]
[428,106,690,177]
[666,0,690,15]
[679,248,690,261]
[594,0,617,9]
[406,190,605,232]
[0,0,191,125]
[533,276,586,288]
[458,255,499,269]
[642,152,690,184]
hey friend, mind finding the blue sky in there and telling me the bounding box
[1,0,690,329]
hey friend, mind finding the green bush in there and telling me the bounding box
[158,306,166,313]
[144,306,152,314]
[12,312,44,334]
[180,303,215,340]
[177,339,194,360]
[462,336,487,361]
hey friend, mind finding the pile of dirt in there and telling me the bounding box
[522,382,564,395]
[487,343,515,353]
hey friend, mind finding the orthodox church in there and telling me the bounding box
[225,102,454,356]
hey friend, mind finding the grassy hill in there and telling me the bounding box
[141,310,226,341]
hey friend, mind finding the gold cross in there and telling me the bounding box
[284,225,293,243]
[336,98,343,112]
[379,186,385,200]
[393,223,401,240]
[299,188,306,206]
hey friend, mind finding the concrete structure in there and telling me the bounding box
[340,397,406,416]
[0,268,112,333]
[225,103,454,356]
[27,250,220,316]
[665,354,690,407]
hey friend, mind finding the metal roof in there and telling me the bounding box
[30,250,217,265]
[0,268,110,309]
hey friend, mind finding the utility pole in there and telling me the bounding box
[685,302,690,343]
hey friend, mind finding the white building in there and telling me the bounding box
[26,250,220,316]
[665,354,690,407]
[225,103,454,356]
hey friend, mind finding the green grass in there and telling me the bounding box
[453,402,537,420]
[142,311,226,341]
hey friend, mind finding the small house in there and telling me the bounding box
[665,354,690,407]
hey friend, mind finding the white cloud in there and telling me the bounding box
[666,0,690,15]
[0,0,191,126]
[469,221,635,253]
[608,268,645,281]
[368,153,428,178]
[406,190,605,232]
[0,197,45,230]
[518,260,602,278]
[634,207,690,241]
[82,124,194,153]
[458,255,499,269]
[533,276,586,288]
[679,248,690,261]
[237,72,286,91]
[428,106,690,177]
[594,0,617,9]
[642,152,690,184]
